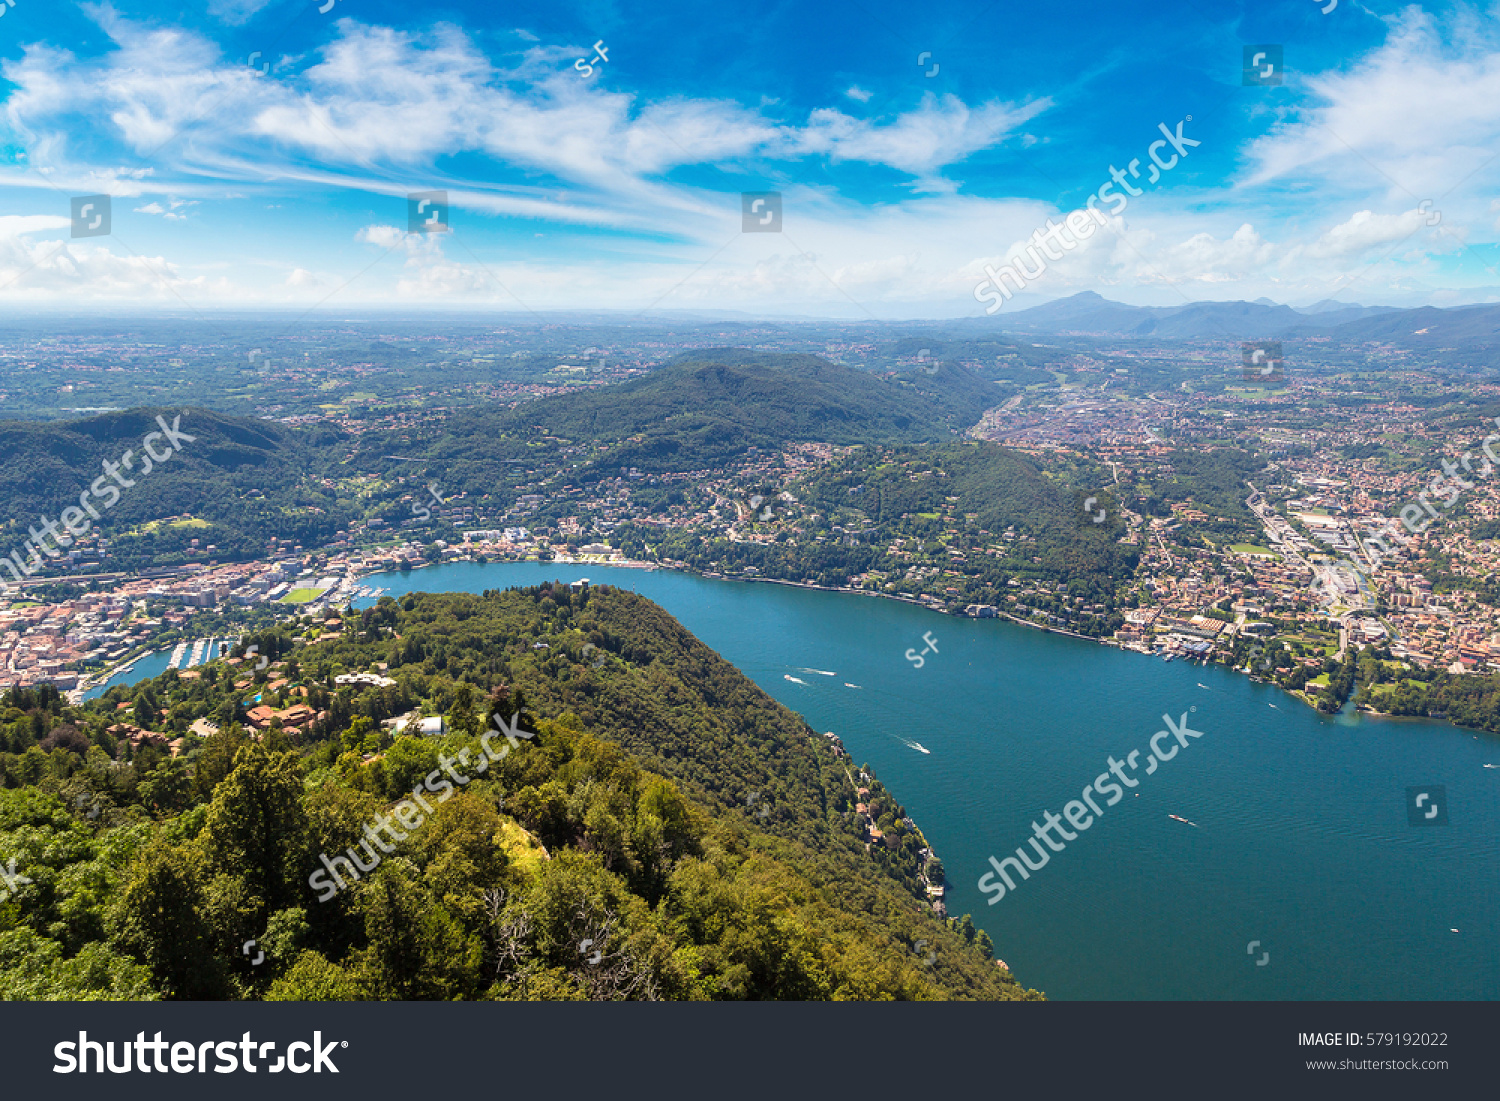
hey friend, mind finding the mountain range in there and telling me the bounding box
[973,291,1500,346]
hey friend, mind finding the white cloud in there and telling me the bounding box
[793,93,1051,180]
[8,15,1042,207]
[1,7,1492,311]
[1303,207,1437,260]
[1244,5,1500,201]
[1134,223,1276,284]
[0,234,231,299]
[207,0,281,26]
[133,201,189,220]
[356,223,405,249]
[0,214,71,236]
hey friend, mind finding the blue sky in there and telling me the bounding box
[1,0,1497,316]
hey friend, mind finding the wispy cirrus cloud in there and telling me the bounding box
[791,93,1051,181]
[9,15,1038,202]
[1243,4,1500,202]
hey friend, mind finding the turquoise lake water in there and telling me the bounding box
[84,638,233,701]
[357,562,1500,1000]
[99,560,1500,998]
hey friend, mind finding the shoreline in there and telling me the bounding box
[521,558,1500,739]
[83,551,1492,742]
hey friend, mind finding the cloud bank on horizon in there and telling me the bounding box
[0,0,1496,316]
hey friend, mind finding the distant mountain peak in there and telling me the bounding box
[1298,298,1366,314]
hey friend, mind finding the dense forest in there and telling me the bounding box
[656,441,1133,626]
[0,584,1040,1001]
[373,350,998,488]
[0,407,357,569]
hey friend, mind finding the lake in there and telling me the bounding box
[349,561,1500,1000]
[98,559,1494,999]
[84,637,235,701]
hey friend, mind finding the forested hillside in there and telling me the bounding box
[0,407,355,568]
[0,584,1040,1001]
[1138,448,1263,542]
[656,441,1133,627]
[368,350,995,488]
[0,352,1037,576]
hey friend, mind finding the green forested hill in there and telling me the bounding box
[374,350,997,486]
[0,407,356,567]
[655,441,1133,624]
[510,349,994,447]
[0,584,1040,1002]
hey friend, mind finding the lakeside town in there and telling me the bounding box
[5,351,1500,729]
[970,356,1500,691]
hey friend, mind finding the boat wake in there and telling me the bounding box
[784,675,807,685]
[900,738,932,755]
[844,683,861,689]
[799,668,836,676]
